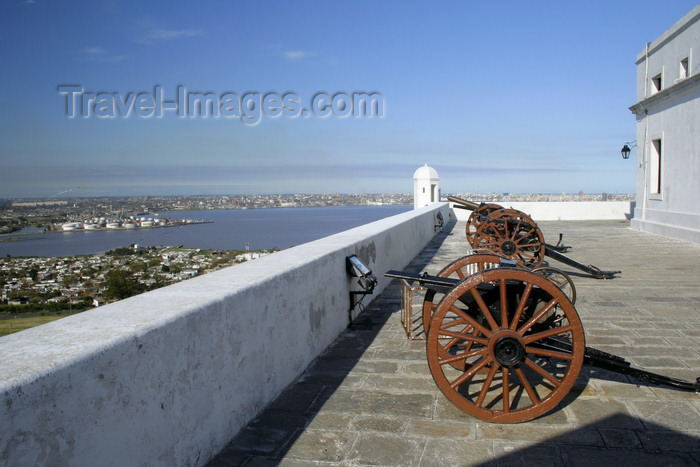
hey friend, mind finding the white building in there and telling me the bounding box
[629,5,700,243]
[413,164,440,209]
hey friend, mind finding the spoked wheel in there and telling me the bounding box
[471,209,545,268]
[533,266,577,305]
[426,268,585,423]
[466,204,502,244]
[422,253,506,335]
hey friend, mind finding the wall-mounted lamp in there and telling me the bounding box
[346,254,377,315]
[620,141,636,160]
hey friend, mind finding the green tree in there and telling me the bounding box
[129,262,147,273]
[62,274,79,287]
[149,274,171,290]
[107,247,133,256]
[103,269,146,301]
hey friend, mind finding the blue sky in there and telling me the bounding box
[1,1,697,198]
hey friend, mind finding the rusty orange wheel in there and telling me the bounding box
[422,254,506,371]
[426,268,584,423]
[422,253,506,334]
[471,209,545,268]
[466,204,502,245]
[533,266,577,305]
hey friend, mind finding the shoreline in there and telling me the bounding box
[0,220,213,239]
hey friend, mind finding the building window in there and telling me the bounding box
[650,139,662,195]
[680,57,689,79]
[651,73,662,93]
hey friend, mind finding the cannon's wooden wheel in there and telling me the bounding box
[471,209,545,268]
[466,204,502,244]
[421,253,506,371]
[422,253,506,335]
[426,268,585,423]
[533,266,577,305]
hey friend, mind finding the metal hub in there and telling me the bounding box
[501,240,517,256]
[493,335,525,368]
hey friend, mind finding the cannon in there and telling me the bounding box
[386,262,700,423]
[420,253,577,335]
[447,196,620,279]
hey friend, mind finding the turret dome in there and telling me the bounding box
[413,164,439,180]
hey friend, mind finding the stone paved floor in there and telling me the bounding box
[207,220,700,466]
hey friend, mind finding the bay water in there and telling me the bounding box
[0,205,412,257]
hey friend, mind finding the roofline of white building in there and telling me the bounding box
[629,72,700,115]
[635,5,700,63]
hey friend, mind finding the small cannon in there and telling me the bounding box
[386,262,699,423]
[447,196,620,279]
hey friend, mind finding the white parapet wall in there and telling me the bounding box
[0,203,451,467]
[450,201,634,221]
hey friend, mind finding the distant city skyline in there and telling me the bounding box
[1,1,697,198]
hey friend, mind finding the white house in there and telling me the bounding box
[629,5,700,243]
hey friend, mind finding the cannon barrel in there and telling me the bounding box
[446,195,482,210]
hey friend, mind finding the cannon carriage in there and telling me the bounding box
[384,203,698,423]
[448,195,620,279]
[386,262,700,423]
